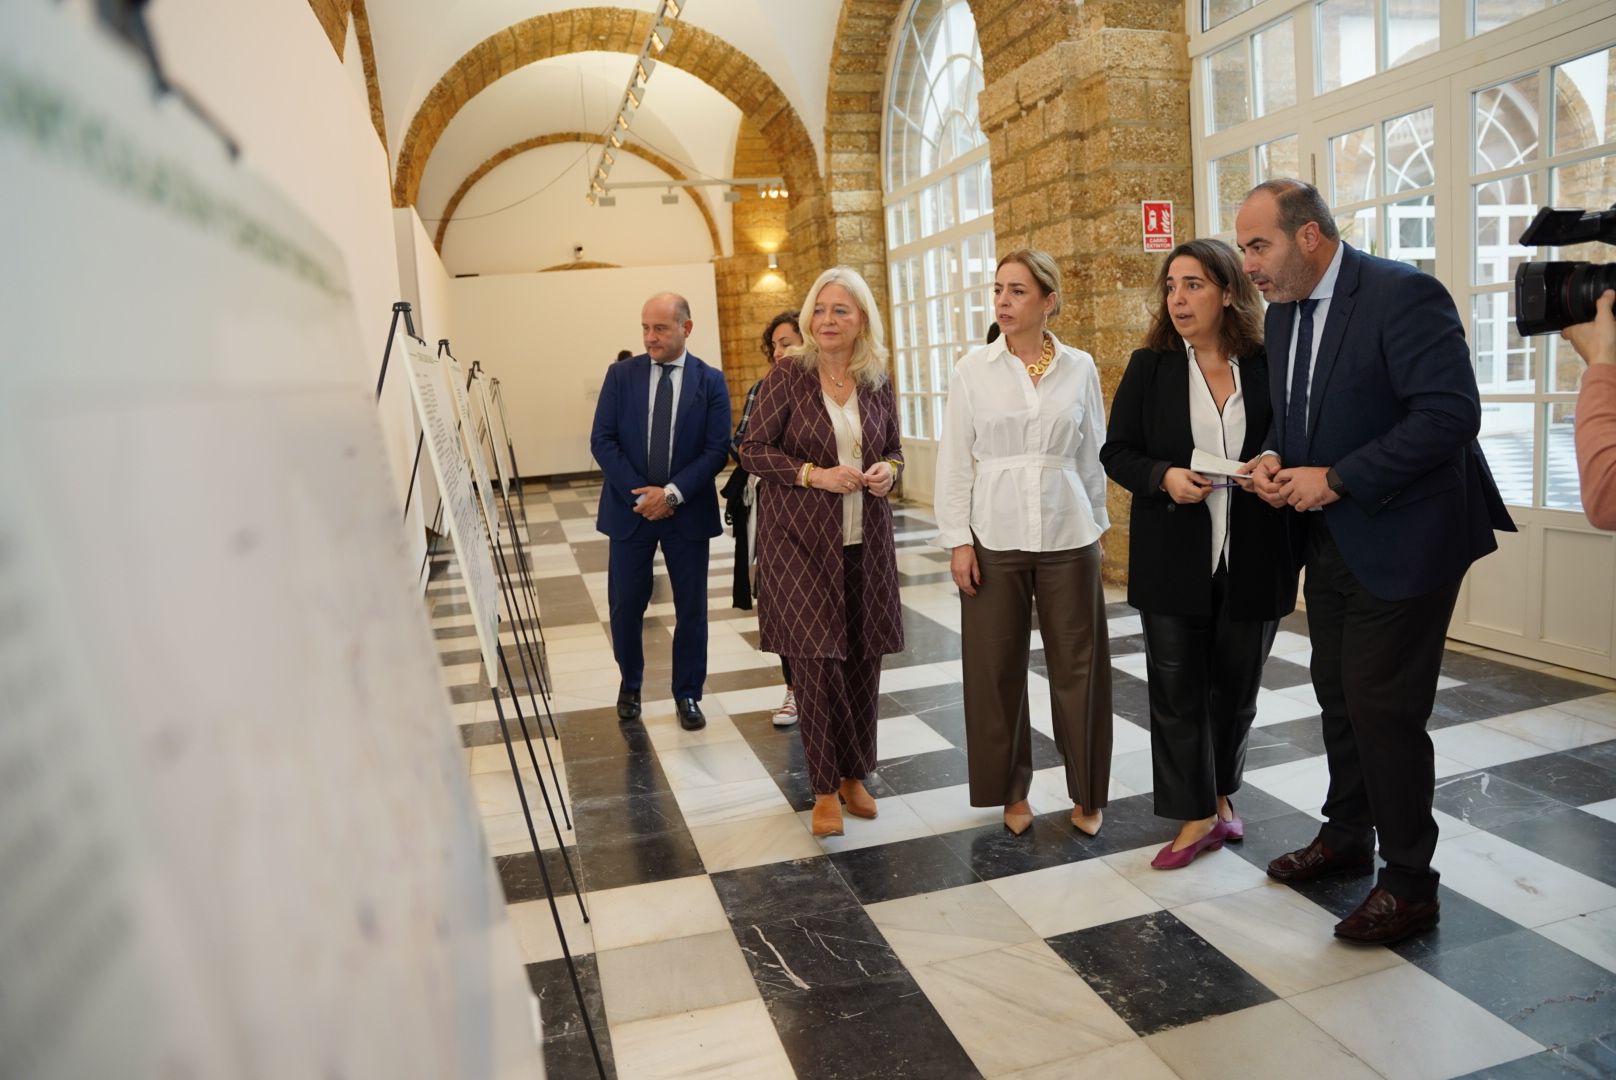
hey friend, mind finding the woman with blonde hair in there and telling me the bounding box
[935,249,1113,837]
[739,268,906,837]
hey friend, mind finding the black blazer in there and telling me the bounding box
[1101,346,1297,621]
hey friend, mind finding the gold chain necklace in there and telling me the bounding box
[1023,333,1056,378]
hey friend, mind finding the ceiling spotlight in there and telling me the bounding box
[616,113,630,131]
[590,179,604,195]
[609,131,623,149]
[626,87,641,110]
[663,0,681,18]
[602,150,615,169]
[661,190,680,205]
[723,189,741,203]
[767,253,779,270]
[598,195,617,207]
[649,27,668,53]
[595,164,607,181]
[636,59,655,84]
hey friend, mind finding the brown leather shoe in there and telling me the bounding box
[811,794,844,837]
[1266,838,1375,882]
[838,778,878,819]
[1334,887,1439,945]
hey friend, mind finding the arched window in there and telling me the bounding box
[884,0,993,445]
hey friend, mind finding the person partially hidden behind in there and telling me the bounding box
[590,293,732,731]
[1237,179,1515,945]
[1563,289,1616,530]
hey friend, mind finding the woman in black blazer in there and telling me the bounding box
[1100,238,1297,870]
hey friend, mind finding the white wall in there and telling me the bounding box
[449,264,722,476]
[440,145,718,275]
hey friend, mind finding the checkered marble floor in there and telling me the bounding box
[428,477,1616,1080]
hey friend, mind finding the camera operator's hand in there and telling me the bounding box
[1563,289,1616,368]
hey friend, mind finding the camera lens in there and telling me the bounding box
[1515,260,1616,336]
[1567,261,1616,326]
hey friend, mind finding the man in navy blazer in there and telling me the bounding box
[1238,180,1514,945]
[590,292,731,730]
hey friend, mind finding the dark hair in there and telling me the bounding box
[615,349,633,362]
[760,310,801,362]
[1142,238,1264,359]
[1249,178,1340,241]
[985,322,1001,344]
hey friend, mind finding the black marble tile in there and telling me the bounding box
[1417,929,1616,1049]
[733,905,907,999]
[436,646,483,667]
[565,750,672,801]
[459,720,505,748]
[1111,673,1152,725]
[571,790,687,840]
[1221,783,1298,827]
[1489,752,1616,808]
[1027,729,1069,770]
[1387,886,1526,964]
[1228,811,1334,874]
[534,575,597,619]
[1260,715,1330,756]
[570,541,611,574]
[765,970,982,1080]
[553,500,590,520]
[1108,632,1148,656]
[768,769,899,812]
[913,701,969,746]
[557,714,654,764]
[885,682,970,715]
[1492,807,1616,888]
[830,835,981,904]
[1452,1039,1616,1079]
[1484,668,1606,706]
[1051,793,1175,858]
[1048,910,1276,1036]
[448,681,493,704]
[1243,741,1317,771]
[1431,676,1591,727]
[1280,869,1378,920]
[869,748,973,794]
[527,954,614,1077]
[1570,738,1616,773]
[495,847,585,905]
[434,623,479,639]
[937,815,1094,881]
[1260,656,1314,690]
[1439,650,1514,682]
[713,856,863,925]
[1433,770,1565,830]
[575,827,704,892]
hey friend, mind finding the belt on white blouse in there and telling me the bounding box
[975,454,1077,474]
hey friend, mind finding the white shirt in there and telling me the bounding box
[646,351,685,501]
[823,390,864,545]
[1186,344,1246,574]
[1283,242,1345,425]
[934,335,1111,552]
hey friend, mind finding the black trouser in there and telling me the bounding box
[1141,565,1276,821]
[1304,516,1461,902]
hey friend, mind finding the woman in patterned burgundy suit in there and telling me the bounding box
[739,267,906,837]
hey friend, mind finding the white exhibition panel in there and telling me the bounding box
[449,263,723,477]
[473,372,514,496]
[443,350,500,543]
[0,9,535,1078]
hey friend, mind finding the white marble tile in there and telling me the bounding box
[1243,755,1331,818]
[910,940,1137,1076]
[1253,687,1325,727]
[1026,763,1139,810]
[1147,1000,1378,1080]
[1269,630,1312,657]
[1435,674,1464,691]
[1552,692,1616,725]
[1276,679,1322,712]
[1104,749,1156,798]
[1103,841,1270,908]
[716,682,803,717]
[876,714,956,759]
[1108,614,1143,637]
[901,783,1006,834]
[506,894,595,964]
[1111,652,1151,680]
[1432,720,1556,770]
[657,741,772,790]
[469,765,572,832]
[1173,884,1404,997]
[1432,807,1479,842]
[479,808,568,856]
[672,777,794,828]
[560,518,600,542]
[1291,964,1543,1080]
[987,859,1162,938]
[1435,830,1616,928]
[796,793,933,853]
[643,712,746,751]
[865,882,1040,969]
[595,928,759,1026]
[705,649,786,675]
[1536,906,1616,973]
[586,876,733,953]
[877,662,960,692]
[1582,796,1616,824]
[607,998,794,1080]
[998,1039,1176,1080]
[1109,716,1153,755]
[466,739,565,776]
[1481,704,1616,752]
[687,809,824,873]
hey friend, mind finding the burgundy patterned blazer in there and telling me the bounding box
[738,362,905,660]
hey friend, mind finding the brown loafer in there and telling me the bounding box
[838,778,878,819]
[1266,838,1375,882]
[1334,887,1439,945]
[811,794,844,837]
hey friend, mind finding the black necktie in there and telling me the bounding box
[1285,299,1320,466]
[648,363,674,485]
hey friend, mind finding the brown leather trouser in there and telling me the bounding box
[961,541,1112,809]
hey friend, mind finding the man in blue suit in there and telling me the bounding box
[590,292,731,731]
[1238,180,1514,945]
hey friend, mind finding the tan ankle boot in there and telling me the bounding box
[811,794,844,836]
[838,778,878,819]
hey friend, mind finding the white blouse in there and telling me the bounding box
[934,335,1110,553]
[1186,345,1246,574]
[823,390,864,545]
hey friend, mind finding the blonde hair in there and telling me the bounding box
[792,266,889,388]
[996,249,1062,319]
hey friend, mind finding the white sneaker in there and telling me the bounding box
[772,688,798,727]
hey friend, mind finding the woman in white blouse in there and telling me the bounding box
[934,249,1113,837]
[1099,239,1295,870]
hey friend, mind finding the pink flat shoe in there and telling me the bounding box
[1220,800,1244,842]
[1151,821,1230,870]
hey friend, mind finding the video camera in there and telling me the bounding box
[1514,204,1616,336]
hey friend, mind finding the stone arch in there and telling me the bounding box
[392,7,824,215]
[433,133,722,257]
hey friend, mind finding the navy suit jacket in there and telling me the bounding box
[1264,244,1514,601]
[590,353,732,541]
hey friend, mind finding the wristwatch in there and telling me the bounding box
[1326,467,1347,496]
[663,484,681,508]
